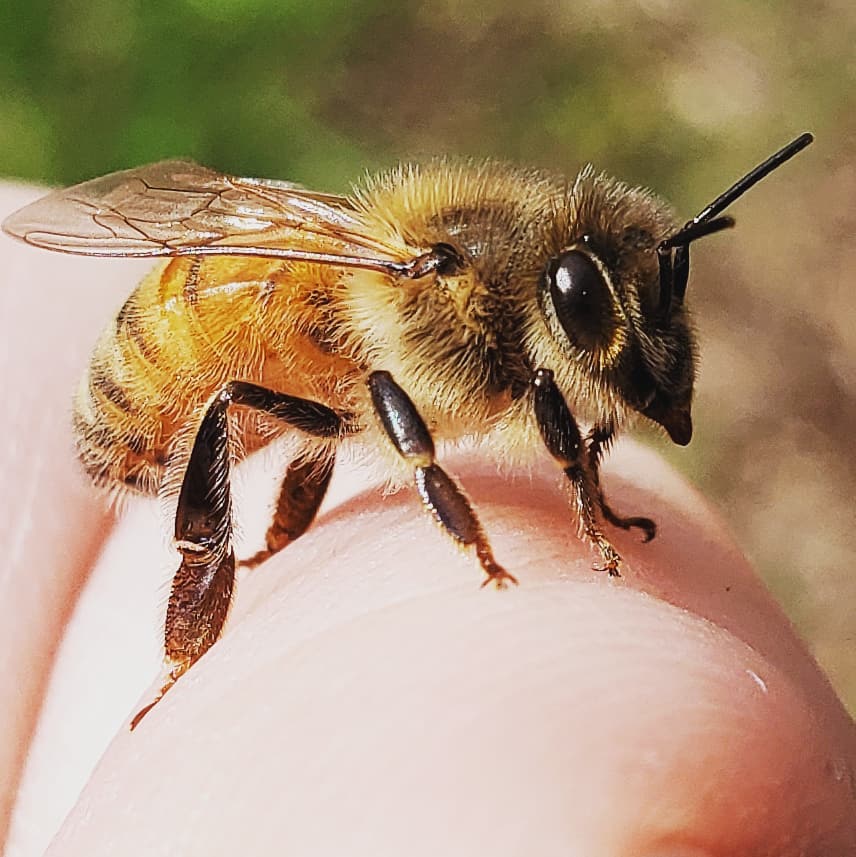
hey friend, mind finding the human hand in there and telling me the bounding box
[2,182,854,856]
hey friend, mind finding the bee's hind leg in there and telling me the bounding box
[130,381,342,730]
[368,371,517,589]
[240,448,335,569]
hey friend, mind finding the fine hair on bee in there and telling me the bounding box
[1,132,813,728]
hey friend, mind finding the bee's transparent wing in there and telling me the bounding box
[2,160,408,273]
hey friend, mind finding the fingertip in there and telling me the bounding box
[38,446,856,854]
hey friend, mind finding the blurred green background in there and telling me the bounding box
[1,0,853,711]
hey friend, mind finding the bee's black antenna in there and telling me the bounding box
[687,132,814,227]
[658,132,813,315]
[660,215,735,250]
[656,216,735,316]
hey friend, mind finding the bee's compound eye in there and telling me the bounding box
[546,250,616,351]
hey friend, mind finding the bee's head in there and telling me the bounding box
[541,133,812,445]
[540,171,700,445]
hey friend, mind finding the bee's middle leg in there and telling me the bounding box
[367,370,517,588]
[130,381,342,730]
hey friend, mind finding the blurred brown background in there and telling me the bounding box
[1,0,853,710]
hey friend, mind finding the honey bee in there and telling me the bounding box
[2,133,812,728]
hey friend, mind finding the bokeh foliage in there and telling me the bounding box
[1,0,854,709]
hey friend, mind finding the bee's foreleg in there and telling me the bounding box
[367,370,517,588]
[587,423,656,542]
[240,448,336,569]
[131,381,342,730]
[532,368,626,577]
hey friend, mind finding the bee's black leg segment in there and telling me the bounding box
[131,391,235,730]
[587,421,657,542]
[131,381,343,729]
[367,371,435,465]
[586,422,615,472]
[533,368,624,576]
[414,464,516,587]
[221,380,344,438]
[240,448,335,569]
[368,371,516,588]
[599,501,656,542]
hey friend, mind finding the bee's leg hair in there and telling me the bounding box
[240,448,336,569]
[587,423,656,542]
[130,381,342,730]
[532,368,625,577]
[367,370,517,588]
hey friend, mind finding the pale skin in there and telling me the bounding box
[1,183,855,856]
